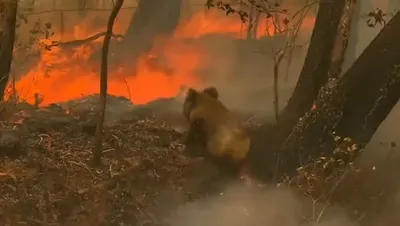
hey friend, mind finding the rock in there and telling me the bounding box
[0,128,25,158]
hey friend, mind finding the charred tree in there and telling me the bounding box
[118,0,182,64]
[276,11,400,177]
[92,0,124,165]
[0,0,18,101]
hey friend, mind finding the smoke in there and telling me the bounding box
[184,33,308,122]
[167,183,357,226]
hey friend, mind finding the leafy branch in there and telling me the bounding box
[205,0,288,22]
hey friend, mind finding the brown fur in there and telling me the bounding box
[182,86,251,174]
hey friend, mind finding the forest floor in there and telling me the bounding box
[0,95,257,226]
[0,95,399,226]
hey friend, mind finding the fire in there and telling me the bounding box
[12,8,315,106]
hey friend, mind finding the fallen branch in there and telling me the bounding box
[77,163,140,194]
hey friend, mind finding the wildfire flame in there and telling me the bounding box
[12,8,315,106]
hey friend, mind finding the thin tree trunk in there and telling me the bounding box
[273,50,285,122]
[0,0,18,101]
[60,12,65,41]
[92,0,124,165]
[247,5,255,40]
[277,11,400,178]
[252,12,260,38]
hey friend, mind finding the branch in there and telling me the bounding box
[43,32,124,50]
[23,7,136,16]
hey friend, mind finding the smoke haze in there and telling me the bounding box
[12,1,400,225]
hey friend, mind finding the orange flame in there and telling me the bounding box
[13,9,315,106]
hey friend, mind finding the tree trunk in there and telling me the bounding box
[248,0,348,179]
[92,0,124,165]
[118,0,182,65]
[328,0,357,78]
[342,0,361,73]
[0,0,18,101]
[246,5,255,40]
[276,0,347,129]
[276,11,400,178]
[252,13,260,38]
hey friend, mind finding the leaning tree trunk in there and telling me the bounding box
[0,0,18,101]
[342,0,361,73]
[118,0,182,65]
[248,0,349,178]
[328,0,357,78]
[276,11,400,178]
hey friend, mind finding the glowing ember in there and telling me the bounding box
[12,9,315,106]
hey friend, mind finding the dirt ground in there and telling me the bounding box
[0,95,249,226]
[0,95,399,226]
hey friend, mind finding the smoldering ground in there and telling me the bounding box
[166,183,357,226]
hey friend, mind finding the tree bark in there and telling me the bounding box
[92,0,124,165]
[328,0,357,78]
[248,0,348,178]
[276,11,400,178]
[342,0,361,73]
[0,0,18,101]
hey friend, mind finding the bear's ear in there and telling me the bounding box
[202,86,219,99]
[185,88,198,100]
